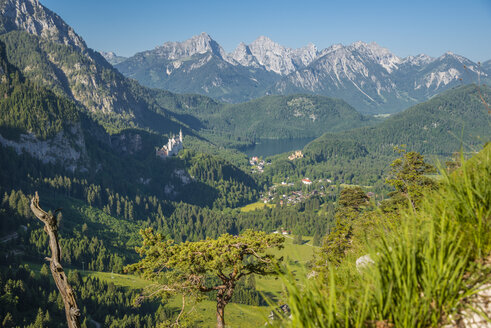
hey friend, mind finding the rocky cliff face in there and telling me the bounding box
[271,42,490,113]
[230,36,318,75]
[0,0,151,117]
[0,123,88,172]
[154,32,227,60]
[116,33,281,103]
[229,42,262,68]
[0,0,86,50]
[110,132,143,155]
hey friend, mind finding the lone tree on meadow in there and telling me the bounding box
[125,229,285,328]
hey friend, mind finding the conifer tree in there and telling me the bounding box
[126,229,284,328]
[384,146,436,210]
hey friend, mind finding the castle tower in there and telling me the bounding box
[179,129,183,142]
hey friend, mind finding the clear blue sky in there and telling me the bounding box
[42,0,491,62]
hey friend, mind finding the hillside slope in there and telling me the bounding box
[264,85,490,186]
[305,84,490,158]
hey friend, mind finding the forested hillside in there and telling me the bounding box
[264,84,491,186]
[307,84,490,156]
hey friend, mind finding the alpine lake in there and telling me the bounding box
[240,137,315,158]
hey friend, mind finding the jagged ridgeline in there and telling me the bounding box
[114,32,491,114]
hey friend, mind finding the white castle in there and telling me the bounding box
[156,129,183,159]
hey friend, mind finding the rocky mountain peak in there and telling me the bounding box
[245,36,313,75]
[249,36,285,54]
[99,51,127,65]
[252,35,275,44]
[402,54,434,66]
[439,51,468,63]
[229,42,261,67]
[292,42,318,67]
[348,41,394,57]
[319,43,344,57]
[0,0,87,50]
[347,41,401,73]
[155,32,226,60]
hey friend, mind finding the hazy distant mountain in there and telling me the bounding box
[481,59,491,73]
[271,43,489,113]
[272,42,409,113]
[116,34,490,114]
[100,51,127,65]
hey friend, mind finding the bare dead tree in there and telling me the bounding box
[30,192,81,328]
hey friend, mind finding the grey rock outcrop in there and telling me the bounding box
[154,32,227,60]
[0,0,86,50]
[230,36,318,75]
[0,123,88,172]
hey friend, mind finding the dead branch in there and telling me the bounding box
[30,192,81,328]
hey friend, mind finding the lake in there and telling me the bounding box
[241,138,316,158]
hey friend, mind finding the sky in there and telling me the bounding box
[41,0,491,62]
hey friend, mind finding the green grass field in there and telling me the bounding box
[81,270,150,289]
[240,201,275,212]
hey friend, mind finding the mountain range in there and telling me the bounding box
[0,0,374,164]
[112,33,490,114]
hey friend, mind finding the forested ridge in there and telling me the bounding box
[264,84,490,186]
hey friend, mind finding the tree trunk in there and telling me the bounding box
[216,289,226,328]
[216,284,235,328]
[30,192,81,328]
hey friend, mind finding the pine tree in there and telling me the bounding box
[126,229,284,328]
